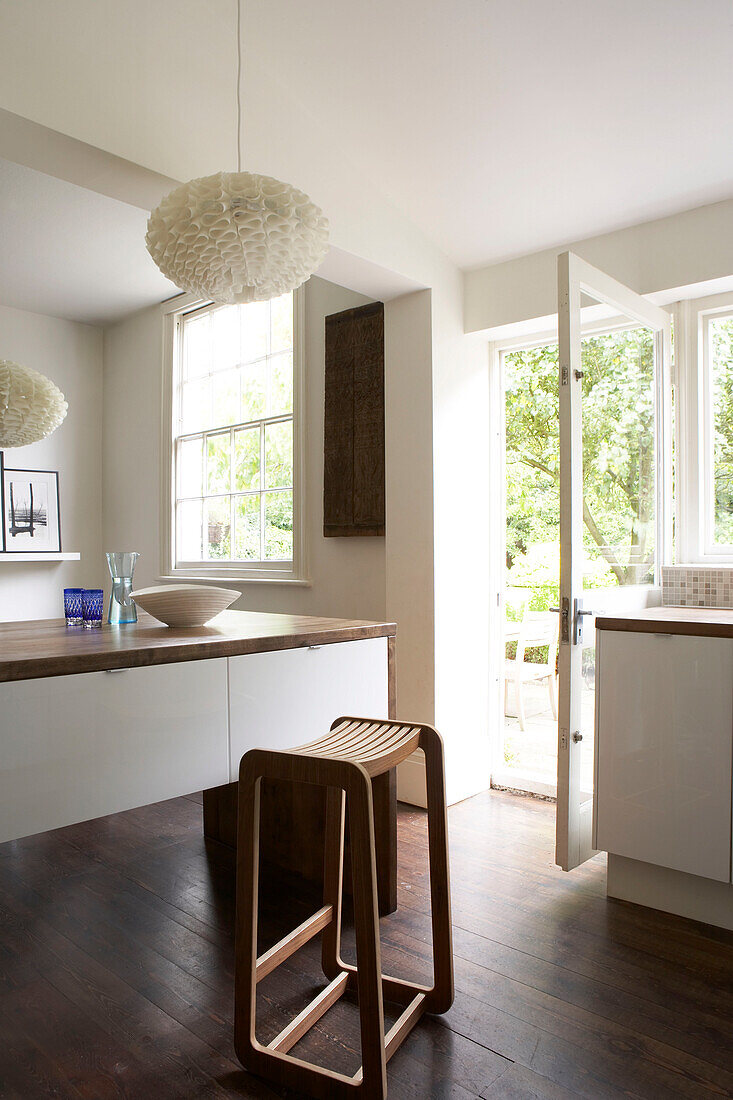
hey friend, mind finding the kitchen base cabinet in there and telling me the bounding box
[594,608,733,930]
[595,630,733,883]
[0,611,398,910]
[227,637,390,771]
[0,658,229,844]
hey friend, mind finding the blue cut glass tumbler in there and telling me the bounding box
[106,552,139,624]
[64,588,83,626]
[82,589,104,629]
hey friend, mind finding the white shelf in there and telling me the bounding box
[0,552,81,562]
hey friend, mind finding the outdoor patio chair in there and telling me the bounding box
[504,610,559,731]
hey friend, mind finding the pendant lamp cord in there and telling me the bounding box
[236,0,243,173]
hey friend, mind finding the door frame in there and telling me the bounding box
[487,274,672,806]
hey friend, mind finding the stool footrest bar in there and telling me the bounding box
[268,971,349,1054]
[385,993,426,1062]
[339,960,432,1005]
[256,905,333,983]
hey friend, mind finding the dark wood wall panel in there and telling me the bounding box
[324,302,385,537]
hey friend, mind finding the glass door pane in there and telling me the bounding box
[577,325,658,798]
[501,342,561,793]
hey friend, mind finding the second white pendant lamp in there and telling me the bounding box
[0,360,68,448]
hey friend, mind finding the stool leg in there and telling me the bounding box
[347,766,387,1100]
[421,727,454,1014]
[322,786,346,980]
[233,761,262,1070]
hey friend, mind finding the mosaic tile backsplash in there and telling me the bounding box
[662,566,733,608]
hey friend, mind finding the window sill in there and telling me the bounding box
[669,562,733,570]
[157,574,312,587]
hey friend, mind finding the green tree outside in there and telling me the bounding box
[504,327,658,613]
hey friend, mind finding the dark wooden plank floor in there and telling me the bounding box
[1,789,732,1099]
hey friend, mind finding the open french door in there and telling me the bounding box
[556,252,672,871]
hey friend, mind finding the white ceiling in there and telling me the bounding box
[1,0,733,303]
[243,0,733,268]
[0,157,177,325]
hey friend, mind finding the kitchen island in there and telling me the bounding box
[0,609,398,912]
[595,606,733,930]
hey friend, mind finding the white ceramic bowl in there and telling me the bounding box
[130,584,240,627]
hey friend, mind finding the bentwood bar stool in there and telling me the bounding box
[234,716,454,1100]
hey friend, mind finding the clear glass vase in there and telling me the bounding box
[106,551,139,624]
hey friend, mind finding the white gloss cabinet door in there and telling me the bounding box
[595,631,733,882]
[228,638,389,779]
[0,659,229,843]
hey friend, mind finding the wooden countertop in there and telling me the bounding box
[0,610,396,683]
[595,605,733,639]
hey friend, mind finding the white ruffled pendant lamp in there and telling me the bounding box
[146,0,328,305]
[0,359,68,447]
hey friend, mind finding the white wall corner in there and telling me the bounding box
[384,289,436,726]
[432,321,492,805]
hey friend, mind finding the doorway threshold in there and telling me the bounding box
[491,768,557,801]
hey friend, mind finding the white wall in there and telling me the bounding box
[0,303,103,621]
[101,301,161,585]
[102,276,386,622]
[464,195,733,335]
[431,279,492,805]
[386,280,491,806]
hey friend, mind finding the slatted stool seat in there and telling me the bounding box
[234,717,454,1100]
